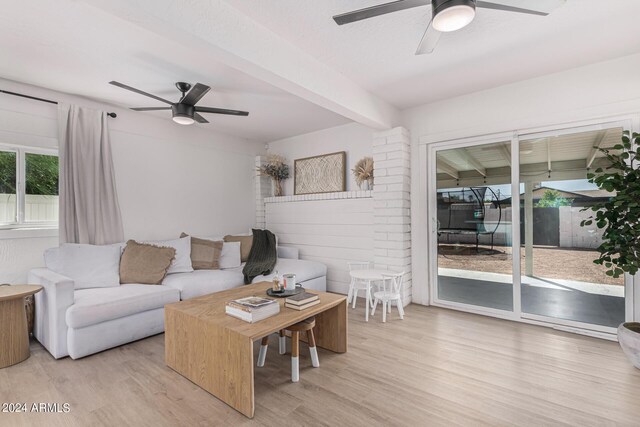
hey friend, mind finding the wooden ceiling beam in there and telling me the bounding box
[497,143,512,166]
[586,130,607,169]
[82,0,399,129]
[456,148,487,176]
[436,157,459,179]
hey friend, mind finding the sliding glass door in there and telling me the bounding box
[433,139,514,313]
[429,120,633,335]
[518,126,626,329]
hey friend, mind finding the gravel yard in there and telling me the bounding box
[438,244,624,286]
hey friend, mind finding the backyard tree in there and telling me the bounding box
[25,153,59,195]
[581,130,640,278]
[535,189,571,208]
[0,152,58,195]
[0,151,16,193]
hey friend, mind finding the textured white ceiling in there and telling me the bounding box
[2,0,639,141]
[224,0,640,108]
[0,0,349,141]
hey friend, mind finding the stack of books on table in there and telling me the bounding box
[285,292,320,311]
[225,296,280,323]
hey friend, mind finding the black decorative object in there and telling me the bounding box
[0,89,117,117]
[267,287,305,298]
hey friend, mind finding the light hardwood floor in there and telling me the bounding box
[2,302,640,426]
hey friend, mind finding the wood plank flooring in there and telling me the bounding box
[1,302,640,426]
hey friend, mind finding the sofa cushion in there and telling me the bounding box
[45,243,122,290]
[224,234,253,263]
[252,258,327,284]
[180,233,223,270]
[66,284,180,328]
[162,270,244,300]
[142,236,193,274]
[120,240,175,285]
[219,241,242,269]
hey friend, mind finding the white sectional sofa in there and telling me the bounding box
[29,242,326,360]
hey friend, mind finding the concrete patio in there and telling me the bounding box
[438,268,625,328]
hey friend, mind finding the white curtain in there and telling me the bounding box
[58,104,124,245]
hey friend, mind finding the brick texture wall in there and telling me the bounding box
[255,156,271,229]
[373,127,412,305]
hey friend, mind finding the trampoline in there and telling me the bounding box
[437,187,502,250]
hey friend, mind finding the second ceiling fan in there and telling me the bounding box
[109,81,249,125]
[333,0,566,55]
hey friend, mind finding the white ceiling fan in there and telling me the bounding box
[333,0,567,55]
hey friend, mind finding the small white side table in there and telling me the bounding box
[348,269,396,322]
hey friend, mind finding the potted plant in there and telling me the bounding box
[258,154,290,197]
[352,156,374,190]
[580,130,640,368]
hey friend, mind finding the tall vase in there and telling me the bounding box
[273,179,283,197]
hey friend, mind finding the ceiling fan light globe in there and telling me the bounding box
[432,5,476,32]
[172,115,195,125]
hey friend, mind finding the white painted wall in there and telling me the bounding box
[267,122,374,195]
[264,122,379,297]
[402,53,640,144]
[403,52,640,309]
[0,78,263,283]
[266,196,374,295]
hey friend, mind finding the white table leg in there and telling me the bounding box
[382,301,387,323]
[365,282,370,322]
[369,281,377,308]
[352,286,358,309]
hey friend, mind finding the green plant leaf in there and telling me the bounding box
[579,130,640,279]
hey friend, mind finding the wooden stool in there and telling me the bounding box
[257,317,319,382]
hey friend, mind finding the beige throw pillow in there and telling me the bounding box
[120,240,176,285]
[224,234,253,263]
[180,232,223,270]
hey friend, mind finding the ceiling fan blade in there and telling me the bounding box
[109,81,174,105]
[476,1,563,16]
[194,113,209,124]
[333,0,429,25]
[130,107,172,111]
[180,83,211,106]
[195,106,249,116]
[415,19,441,55]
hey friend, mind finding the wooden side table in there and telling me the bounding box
[0,285,43,368]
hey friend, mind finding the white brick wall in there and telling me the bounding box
[265,196,374,295]
[373,127,412,305]
[255,156,271,229]
[257,127,413,306]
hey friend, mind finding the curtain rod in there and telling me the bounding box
[0,89,117,118]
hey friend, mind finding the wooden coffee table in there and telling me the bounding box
[164,281,347,418]
[0,285,43,368]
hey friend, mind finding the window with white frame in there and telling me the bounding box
[0,146,59,227]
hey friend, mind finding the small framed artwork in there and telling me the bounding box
[294,151,346,195]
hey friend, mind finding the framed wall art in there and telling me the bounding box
[294,151,346,195]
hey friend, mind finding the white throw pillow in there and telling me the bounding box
[219,241,241,269]
[143,236,193,274]
[46,243,122,290]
